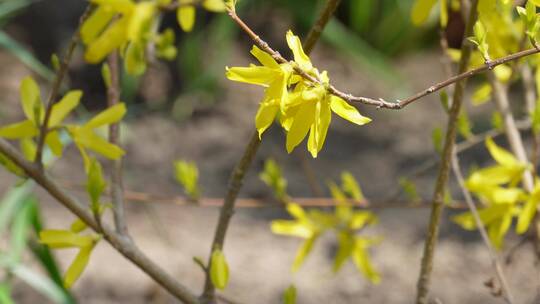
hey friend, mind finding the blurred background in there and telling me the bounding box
[0,0,537,303]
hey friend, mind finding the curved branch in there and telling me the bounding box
[0,139,200,304]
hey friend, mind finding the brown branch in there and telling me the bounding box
[228,9,540,111]
[451,150,515,304]
[416,1,479,303]
[34,5,93,168]
[107,51,129,236]
[0,138,200,304]
[200,131,261,303]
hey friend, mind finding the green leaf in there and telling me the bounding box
[399,178,419,202]
[86,158,106,212]
[341,171,363,201]
[0,283,14,304]
[101,63,112,89]
[85,103,127,129]
[10,201,33,262]
[73,128,125,160]
[0,120,39,139]
[352,238,380,283]
[63,245,93,289]
[292,234,318,272]
[472,83,491,106]
[271,220,313,238]
[333,232,354,272]
[49,91,82,127]
[125,42,147,76]
[210,249,229,290]
[259,159,288,201]
[174,160,200,200]
[11,264,69,304]
[282,284,297,304]
[457,110,473,139]
[51,54,60,72]
[45,131,63,157]
[0,182,32,234]
[20,76,42,122]
[39,230,93,249]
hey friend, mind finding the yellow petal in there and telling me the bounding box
[250,46,279,68]
[411,0,437,26]
[271,220,312,238]
[80,6,115,44]
[91,0,135,14]
[203,0,226,12]
[0,120,38,139]
[255,102,279,138]
[485,137,520,167]
[49,91,82,127]
[286,30,311,70]
[226,66,277,86]
[352,238,380,284]
[330,96,371,125]
[292,235,317,272]
[177,6,195,32]
[516,190,539,234]
[85,103,127,129]
[84,17,129,64]
[286,102,316,153]
[127,2,156,41]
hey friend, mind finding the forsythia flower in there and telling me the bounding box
[226,30,371,158]
[176,0,226,32]
[227,46,293,138]
[81,0,157,64]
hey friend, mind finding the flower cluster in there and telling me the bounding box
[226,31,371,158]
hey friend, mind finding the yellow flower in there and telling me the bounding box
[283,72,371,158]
[226,30,371,157]
[177,0,226,32]
[81,0,157,64]
[0,76,82,157]
[226,46,293,138]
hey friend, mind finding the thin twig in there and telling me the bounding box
[416,1,479,303]
[107,51,129,236]
[488,71,534,191]
[201,2,343,302]
[34,5,93,168]
[227,9,540,111]
[200,131,261,303]
[0,138,200,304]
[451,149,515,304]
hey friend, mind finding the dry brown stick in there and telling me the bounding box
[416,1,479,303]
[451,150,515,304]
[201,2,343,302]
[34,5,93,168]
[228,9,540,111]
[106,51,129,236]
[0,138,200,304]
